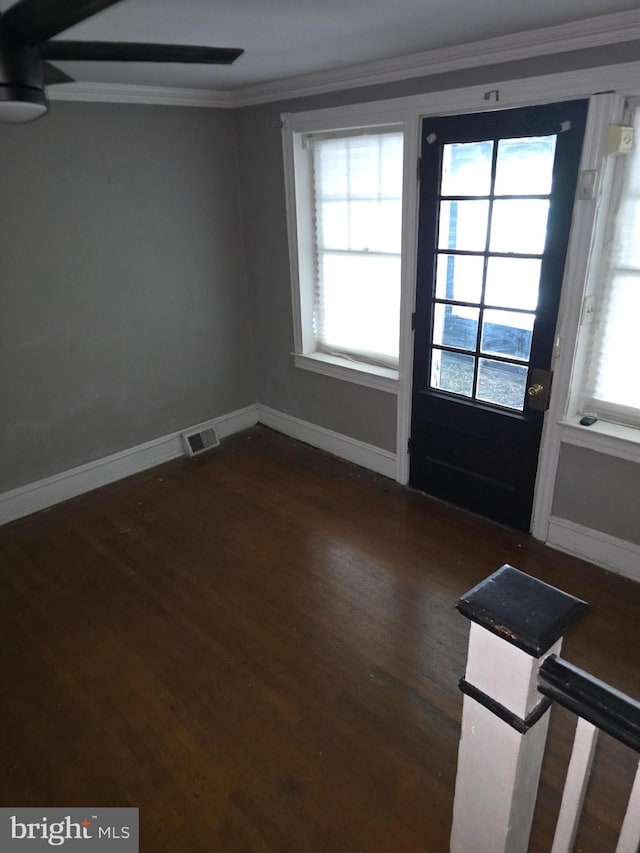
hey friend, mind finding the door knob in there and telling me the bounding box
[526,369,552,411]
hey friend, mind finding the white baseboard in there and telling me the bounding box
[547,516,640,583]
[0,405,259,526]
[256,404,396,479]
[0,402,396,526]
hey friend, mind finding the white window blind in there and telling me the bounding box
[308,128,403,367]
[584,105,640,426]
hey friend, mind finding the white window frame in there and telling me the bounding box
[572,97,640,427]
[282,109,407,394]
[560,92,640,464]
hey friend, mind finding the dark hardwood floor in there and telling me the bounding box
[0,426,638,851]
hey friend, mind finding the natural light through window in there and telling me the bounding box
[309,129,403,366]
[583,104,640,423]
[430,135,556,410]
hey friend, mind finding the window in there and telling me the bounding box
[429,135,556,411]
[310,130,403,365]
[283,118,404,388]
[581,102,640,428]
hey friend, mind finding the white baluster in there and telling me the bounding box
[551,717,599,853]
[616,757,640,853]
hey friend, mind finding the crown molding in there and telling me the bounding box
[230,9,640,107]
[46,9,640,111]
[49,82,234,109]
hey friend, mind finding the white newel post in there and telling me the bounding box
[450,565,587,853]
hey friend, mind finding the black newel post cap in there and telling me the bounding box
[456,565,589,657]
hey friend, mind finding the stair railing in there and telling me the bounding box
[450,564,640,853]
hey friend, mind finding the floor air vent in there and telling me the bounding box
[182,425,220,457]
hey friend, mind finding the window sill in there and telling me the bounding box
[559,415,640,464]
[293,352,399,394]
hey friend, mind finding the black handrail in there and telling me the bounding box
[538,655,640,753]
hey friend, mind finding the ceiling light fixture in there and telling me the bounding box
[0,42,48,123]
[0,87,48,123]
[0,0,245,126]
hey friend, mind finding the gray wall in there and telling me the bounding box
[552,445,640,545]
[0,101,254,493]
[234,99,397,451]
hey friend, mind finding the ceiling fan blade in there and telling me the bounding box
[39,41,244,65]
[42,61,75,85]
[1,0,125,47]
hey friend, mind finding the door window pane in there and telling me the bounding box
[435,254,484,302]
[494,136,557,195]
[441,141,494,196]
[477,359,528,409]
[431,350,475,397]
[485,257,542,310]
[433,303,479,351]
[481,309,534,361]
[489,199,550,255]
[439,200,489,251]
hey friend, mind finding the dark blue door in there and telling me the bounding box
[410,100,588,531]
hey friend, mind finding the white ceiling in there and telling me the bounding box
[2,0,640,92]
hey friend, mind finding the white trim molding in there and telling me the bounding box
[547,516,640,583]
[293,353,399,394]
[49,82,234,109]
[45,11,640,110]
[0,403,396,527]
[232,10,640,107]
[530,92,618,542]
[560,418,640,465]
[280,62,640,134]
[396,112,421,486]
[256,405,396,479]
[0,405,259,526]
